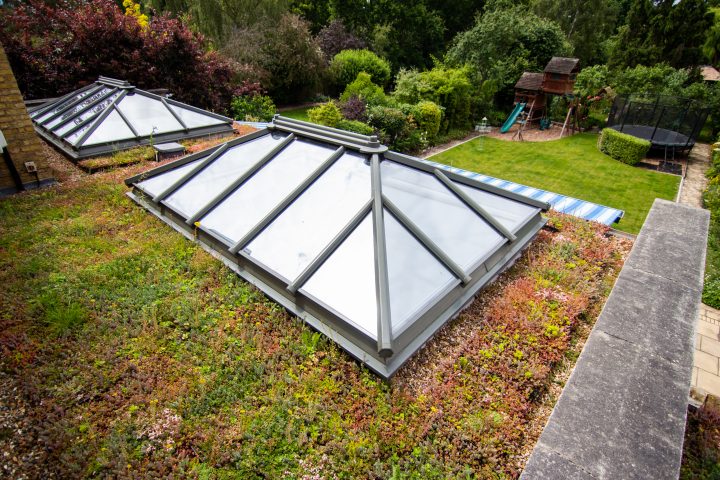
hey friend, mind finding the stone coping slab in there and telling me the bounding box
[521,199,709,480]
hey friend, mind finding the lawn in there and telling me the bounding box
[431,133,680,235]
[0,157,630,478]
[278,105,311,122]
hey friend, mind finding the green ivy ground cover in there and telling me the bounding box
[432,133,680,235]
[0,163,629,478]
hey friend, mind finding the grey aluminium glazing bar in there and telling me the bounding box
[371,154,393,357]
[160,97,189,131]
[229,146,345,254]
[382,194,472,285]
[186,134,296,225]
[39,85,105,126]
[152,142,230,203]
[433,169,517,242]
[32,83,97,119]
[48,87,117,131]
[113,104,140,138]
[75,91,130,146]
[287,199,373,295]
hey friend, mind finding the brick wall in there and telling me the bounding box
[0,45,54,193]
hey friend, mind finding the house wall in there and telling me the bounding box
[0,46,55,195]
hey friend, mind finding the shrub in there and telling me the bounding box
[0,0,237,112]
[597,128,651,165]
[339,96,367,122]
[367,106,408,143]
[308,101,343,128]
[336,119,375,136]
[230,94,276,122]
[329,49,391,90]
[222,13,326,104]
[411,101,442,140]
[315,20,366,61]
[392,66,473,133]
[339,72,387,106]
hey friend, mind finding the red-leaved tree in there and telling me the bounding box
[0,0,238,113]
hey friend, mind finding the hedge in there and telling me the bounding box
[597,128,651,165]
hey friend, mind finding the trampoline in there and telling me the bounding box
[607,94,709,156]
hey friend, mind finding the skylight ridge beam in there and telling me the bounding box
[152,142,230,203]
[75,91,130,146]
[433,169,517,242]
[273,116,371,141]
[287,199,372,295]
[274,122,369,148]
[113,103,140,138]
[160,96,189,131]
[41,85,107,127]
[33,83,97,119]
[185,134,296,225]
[371,154,393,357]
[382,194,472,285]
[229,146,345,255]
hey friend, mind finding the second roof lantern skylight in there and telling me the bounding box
[126,117,548,377]
[30,77,234,159]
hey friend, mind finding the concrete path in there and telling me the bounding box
[675,143,720,399]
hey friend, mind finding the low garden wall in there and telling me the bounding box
[521,199,709,479]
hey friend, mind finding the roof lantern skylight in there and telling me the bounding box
[30,77,234,159]
[125,116,549,377]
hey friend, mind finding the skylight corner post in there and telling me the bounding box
[370,154,393,358]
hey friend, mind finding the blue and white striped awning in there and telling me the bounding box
[422,159,624,226]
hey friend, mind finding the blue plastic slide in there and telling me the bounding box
[500,102,526,133]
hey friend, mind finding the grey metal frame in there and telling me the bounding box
[125,116,549,378]
[31,76,234,161]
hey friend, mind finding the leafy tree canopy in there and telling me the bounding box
[446,6,571,93]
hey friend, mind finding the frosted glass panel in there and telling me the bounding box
[457,183,540,232]
[384,211,456,334]
[136,158,205,197]
[34,87,100,122]
[248,151,371,281]
[301,215,377,338]
[199,139,335,242]
[56,94,121,144]
[382,161,504,270]
[45,88,112,129]
[82,109,135,146]
[163,133,286,217]
[117,93,183,136]
[170,104,226,128]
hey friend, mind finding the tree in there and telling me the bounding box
[533,0,620,65]
[315,19,366,61]
[222,13,325,103]
[446,6,571,99]
[704,7,720,64]
[609,0,712,69]
[0,0,237,111]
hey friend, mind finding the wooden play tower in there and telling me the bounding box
[510,57,580,139]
